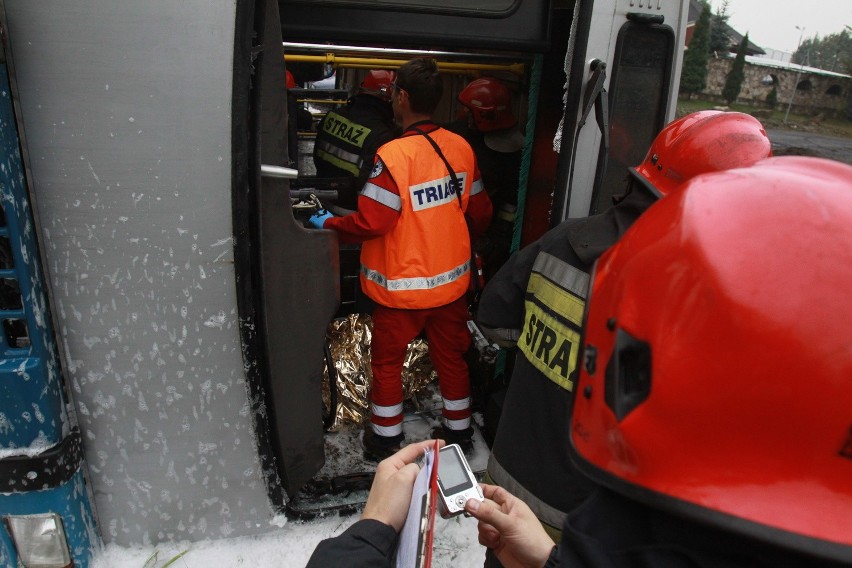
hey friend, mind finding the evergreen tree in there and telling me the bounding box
[709,0,731,55]
[722,33,749,105]
[793,29,851,73]
[766,85,778,108]
[680,0,712,96]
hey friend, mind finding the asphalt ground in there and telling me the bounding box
[766,128,852,166]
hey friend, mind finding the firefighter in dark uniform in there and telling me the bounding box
[313,69,401,209]
[446,77,525,280]
[305,156,852,568]
[465,155,852,568]
[475,111,772,557]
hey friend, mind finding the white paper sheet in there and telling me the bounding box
[395,447,434,568]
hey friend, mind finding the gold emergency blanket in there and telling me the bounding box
[322,314,437,431]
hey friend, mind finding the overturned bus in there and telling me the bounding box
[0,0,686,565]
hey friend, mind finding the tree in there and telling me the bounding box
[709,0,731,55]
[793,29,852,73]
[795,28,852,121]
[766,85,778,108]
[722,33,749,105]
[680,0,712,96]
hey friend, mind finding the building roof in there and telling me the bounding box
[740,54,852,80]
[687,0,766,56]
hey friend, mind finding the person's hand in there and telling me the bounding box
[361,440,445,532]
[464,483,556,568]
[308,210,333,229]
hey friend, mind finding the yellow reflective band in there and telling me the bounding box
[518,273,585,391]
[322,112,373,149]
[527,272,585,325]
[497,208,515,223]
[519,302,581,391]
[316,148,361,176]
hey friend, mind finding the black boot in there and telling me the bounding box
[362,427,404,462]
[430,425,474,453]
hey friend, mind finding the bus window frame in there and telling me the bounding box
[589,20,675,215]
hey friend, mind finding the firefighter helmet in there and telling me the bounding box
[572,156,852,562]
[360,70,396,101]
[457,77,516,132]
[630,111,771,197]
[286,70,297,89]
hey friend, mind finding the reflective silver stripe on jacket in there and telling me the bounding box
[488,454,568,529]
[315,139,364,170]
[470,178,484,196]
[532,252,590,298]
[361,182,402,211]
[361,259,470,291]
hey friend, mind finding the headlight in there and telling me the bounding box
[5,513,72,568]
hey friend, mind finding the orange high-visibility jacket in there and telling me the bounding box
[360,129,482,309]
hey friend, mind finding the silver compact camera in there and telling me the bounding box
[436,443,483,518]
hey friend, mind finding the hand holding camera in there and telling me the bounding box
[436,443,484,518]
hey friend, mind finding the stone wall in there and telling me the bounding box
[701,57,850,117]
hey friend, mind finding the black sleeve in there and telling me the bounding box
[475,236,542,335]
[357,123,400,181]
[306,519,399,568]
[544,545,561,567]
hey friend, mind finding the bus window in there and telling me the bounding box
[279,0,550,51]
[3,318,28,348]
[590,21,674,214]
[0,236,12,268]
[0,278,22,310]
[288,0,518,13]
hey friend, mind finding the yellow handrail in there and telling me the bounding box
[284,53,526,76]
[295,99,349,105]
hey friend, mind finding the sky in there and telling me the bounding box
[707,0,851,53]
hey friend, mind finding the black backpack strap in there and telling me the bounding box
[410,126,464,207]
[410,126,482,297]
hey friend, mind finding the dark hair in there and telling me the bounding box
[396,58,443,115]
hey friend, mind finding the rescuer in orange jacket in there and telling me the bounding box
[309,58,493,460]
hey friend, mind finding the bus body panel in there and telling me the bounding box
[4,0,277,546]
[562,0,687,219]
[0,56,68,452]
[253,0,341,501]
[1,19,98,565]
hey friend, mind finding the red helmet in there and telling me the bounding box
[286,70,297,89]
[360,70,396,101]
[630,111,771,197]
[457,77,516,132]
[572,157,852,562]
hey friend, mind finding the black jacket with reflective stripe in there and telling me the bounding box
[313,94,399,185]
[476,186,656,530]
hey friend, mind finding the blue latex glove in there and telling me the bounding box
[308,210,334,229]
